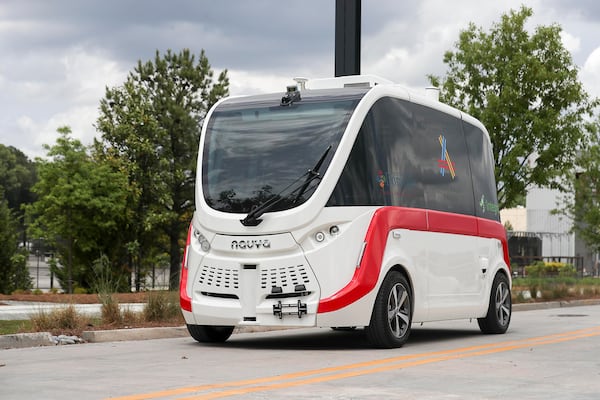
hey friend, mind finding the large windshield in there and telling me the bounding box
[202,92,364,213]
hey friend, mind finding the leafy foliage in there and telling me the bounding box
[27,127,130,293]
[429,6,597,209]
[0,144,37,244]
[96,49,229,290]
[524,261,577,278]
[557,116,600,252]
[0,192,32,294]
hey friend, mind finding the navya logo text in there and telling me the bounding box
[231,239,271,250]
[438,135,456,179]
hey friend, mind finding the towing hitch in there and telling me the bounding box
[273,300,307,319]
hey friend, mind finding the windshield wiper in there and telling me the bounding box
[240,145,332,227]
[293,145,331,204]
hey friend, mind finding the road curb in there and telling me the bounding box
[512,298,600,311]
[81,326,189,343]
[3,300,600,349]
[0,332,54,349]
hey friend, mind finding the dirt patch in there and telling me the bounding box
[0,292,151,304]
[0,291,185,335]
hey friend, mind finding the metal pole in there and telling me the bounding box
[335,0,361,77]
[36,250,40,289]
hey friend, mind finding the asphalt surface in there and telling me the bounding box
[1,299,600,349]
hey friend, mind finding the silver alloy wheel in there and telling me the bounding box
[387,283,410,338]
[495,281,511,326]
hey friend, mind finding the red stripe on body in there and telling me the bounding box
[179,224,193,312]
[317,206,509,314]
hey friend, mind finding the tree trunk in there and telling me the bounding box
[169,226,180,291]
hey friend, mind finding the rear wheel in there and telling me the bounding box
[186,324,234,343]
[478,272,511,334]
[366,271,412,348]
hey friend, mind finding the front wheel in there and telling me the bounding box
[186,324,234,343]
[478,272,511,334]
[366,271,412,348]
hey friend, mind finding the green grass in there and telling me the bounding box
[0,320,32,335]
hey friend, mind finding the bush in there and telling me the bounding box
[525,261,577,278]
[73,287,88,295]
[143,291,181,322]
[30,304,89,335]
[100,294,122,325]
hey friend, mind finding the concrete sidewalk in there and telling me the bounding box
[0,301,145,320]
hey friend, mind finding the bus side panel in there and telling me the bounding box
[316,207,427,315]
[425,231,486,321]
[378,229,429,322]
[317,226,430,328]
[426,211,485,320]
[477,235,511,317]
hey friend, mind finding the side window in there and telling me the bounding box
[327,112,383,206]
[463,121,500,221]
[410,103,474,216]
[327,98,426,208]
[328,97,476,218]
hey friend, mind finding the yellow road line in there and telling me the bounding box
[108,326,600,400]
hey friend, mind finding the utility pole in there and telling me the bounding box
[335,0,361,77]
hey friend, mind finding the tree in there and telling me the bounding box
[27,127,130,293]
[0,191,32,294]
[96,49,229,290]
[429,6,597,209]
[0,144,37,245]
[559,117,600,254]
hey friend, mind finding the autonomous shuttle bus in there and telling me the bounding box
[180,75,511,348]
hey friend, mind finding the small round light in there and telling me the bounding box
[315,231,325,242]
[194,228,211,252]
[200,239,211,252]
[329,225,340,235]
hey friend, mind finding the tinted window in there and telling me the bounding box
[463,121,500,221]
[328,97,476,217]
[202,95,363,213]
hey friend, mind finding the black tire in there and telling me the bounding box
[366,271,412,348]
[478,272,511,334]
[186,324,234,343]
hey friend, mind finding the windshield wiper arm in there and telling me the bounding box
[293,145,332,204]
[240,145,332,227]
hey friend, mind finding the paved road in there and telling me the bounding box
[2,304,600,400]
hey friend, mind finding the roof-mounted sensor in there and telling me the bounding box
[281,85,301,106]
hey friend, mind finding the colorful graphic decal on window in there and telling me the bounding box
[377,170,386,189]
[480,194,499,215]
[438,135,456,179]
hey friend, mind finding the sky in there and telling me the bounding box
[1,0,599,159]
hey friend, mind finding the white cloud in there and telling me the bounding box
[581,46,600,99]
[560,31,581,54]
[227,69,298,96]
[14,104,101,159]
[61,47,127,104]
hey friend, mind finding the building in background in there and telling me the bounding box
[501,187,598,276]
